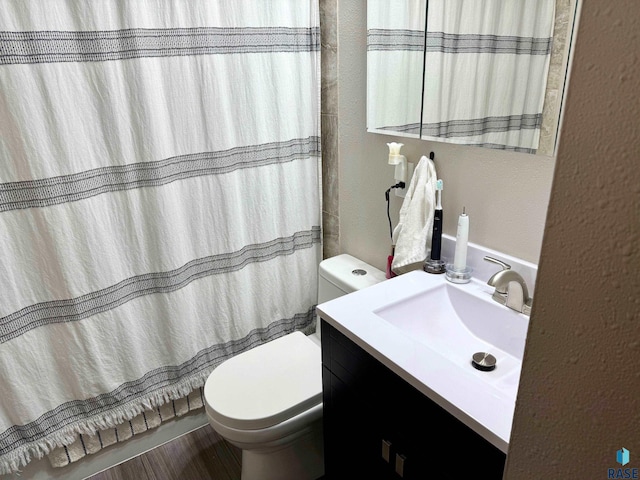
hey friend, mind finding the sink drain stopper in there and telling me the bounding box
[472,352,497,371]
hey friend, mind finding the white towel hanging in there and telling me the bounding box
[391,155,437,274]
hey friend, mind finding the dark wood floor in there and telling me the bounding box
[88,425,242,480]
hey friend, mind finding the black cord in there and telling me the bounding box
[386,188,392,239]
[385,182,406,240]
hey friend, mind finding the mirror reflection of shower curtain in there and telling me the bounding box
[367,0,427,138]
[421,0,556,153]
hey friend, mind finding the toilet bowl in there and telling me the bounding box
[204,254,385,480]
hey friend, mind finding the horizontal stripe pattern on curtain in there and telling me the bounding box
[0,137,320,212]
[0,0,320,474]
[424,32,553,55]
[367,28,426,51]
[375,114,544,151]
[0,228,320,345]
[0,27,320,64]
[368,30,553,55]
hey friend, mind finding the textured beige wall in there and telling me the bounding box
[505,1,640,477]
[337,0,556,268]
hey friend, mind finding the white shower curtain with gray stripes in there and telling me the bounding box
[0,0,321,474]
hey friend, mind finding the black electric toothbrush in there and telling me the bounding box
[424,179,446,273]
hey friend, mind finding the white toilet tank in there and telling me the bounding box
[315,254,386,340]
[318,254,386,303]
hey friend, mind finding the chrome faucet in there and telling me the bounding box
[484,256,533,316]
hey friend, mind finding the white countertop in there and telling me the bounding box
[317,270,525,453]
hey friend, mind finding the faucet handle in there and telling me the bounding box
[483,256,511,271]
[484,256,512,294]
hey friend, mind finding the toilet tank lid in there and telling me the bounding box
[319,254,386,294]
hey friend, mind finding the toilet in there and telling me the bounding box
[204,254,385,480]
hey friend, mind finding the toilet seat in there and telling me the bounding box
[204,331,322,431]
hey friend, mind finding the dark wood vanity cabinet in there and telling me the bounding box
[321,320,506,479]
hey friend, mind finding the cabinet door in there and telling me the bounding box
[381,368,505,478]
[323,367,393,479]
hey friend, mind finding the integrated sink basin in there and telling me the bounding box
[373,281,528,397]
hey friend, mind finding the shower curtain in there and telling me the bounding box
[0,0,321,474]
[422,0,556,152]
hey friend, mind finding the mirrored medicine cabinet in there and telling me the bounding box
[367,0,579,156]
